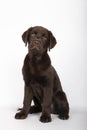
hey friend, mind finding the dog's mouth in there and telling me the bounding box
[29,46,42,58]
[30,48,40,55]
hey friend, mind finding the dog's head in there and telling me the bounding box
[22,26,56,57]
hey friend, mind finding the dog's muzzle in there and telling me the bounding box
[29,41,42,56]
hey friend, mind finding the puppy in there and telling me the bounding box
[15,26,69,123]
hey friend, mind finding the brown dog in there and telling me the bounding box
[15,26,69,123]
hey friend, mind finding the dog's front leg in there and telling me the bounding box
[40,86,52,123]
[15,86,33,119]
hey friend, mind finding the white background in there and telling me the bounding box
[0,0,87,130]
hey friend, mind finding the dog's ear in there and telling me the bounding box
[48,31,57,51]
[22,27,33,46]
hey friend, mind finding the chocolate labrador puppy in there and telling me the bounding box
[15,26,69,123]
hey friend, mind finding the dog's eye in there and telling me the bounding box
[31,31,37,36]
[42,33,47,40]
[34,31,37,35]
[42,33,45,37]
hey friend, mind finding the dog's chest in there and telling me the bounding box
[29,61,42,75]
[28,63,48,86]
[23,55,49,87]
[30,75,48,87]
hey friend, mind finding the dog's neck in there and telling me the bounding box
[28,52,51,71]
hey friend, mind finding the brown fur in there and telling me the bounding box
[15,26,69,123]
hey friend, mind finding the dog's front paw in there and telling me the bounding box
[40,114,51,123]
[15,111,27,119]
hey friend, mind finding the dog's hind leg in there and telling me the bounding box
[53,91,69,120]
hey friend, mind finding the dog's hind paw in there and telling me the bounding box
[59,114,69,120]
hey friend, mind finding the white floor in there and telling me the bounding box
[0,106,87,130]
